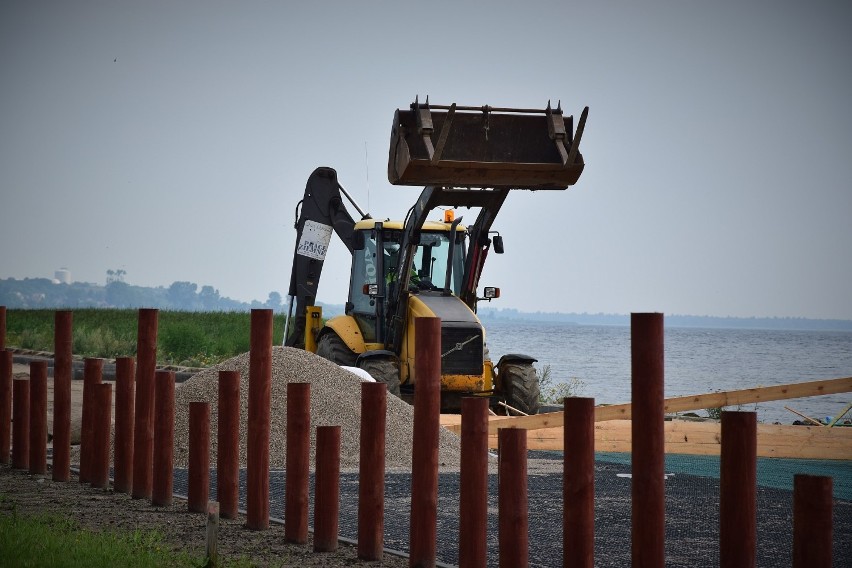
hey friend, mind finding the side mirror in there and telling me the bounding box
[492,235,504,254]
[483,287,500,299]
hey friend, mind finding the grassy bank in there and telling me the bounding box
[4,309,288,367]
[0,509,202,567]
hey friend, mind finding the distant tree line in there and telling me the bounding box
[0,275,285,312]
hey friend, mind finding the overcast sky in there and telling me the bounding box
[2,1,850,319]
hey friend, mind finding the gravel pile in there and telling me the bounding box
[172,346,463,471]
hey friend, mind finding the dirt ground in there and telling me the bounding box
[0,463,409,567]
[1,362,409,567]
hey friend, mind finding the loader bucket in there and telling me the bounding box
[388,100,587,190]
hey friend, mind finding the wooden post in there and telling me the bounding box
[217,370,240,520]
[793,474,833,568]
[564,397,595,568]
[188,401,211,513]
[720,411,757,567]
[132,308,158,500]
[207,501,220,567]
[0,350,12,464]
[151,370,175,507]
[314,425,341,552]
[498,427,528,568]
[0,306,5,350]
[409,317,441,568]
[91,383,113,489]
[113,357,135,493]
[28,361,48,475]
[12,378,29,470]
[285,382,310,544]
[246,309,272,530]
[80,357,103,484]
[459,397,488,568]
[53,310,73,481]
[358,381,387,561]
[631,312,665,568]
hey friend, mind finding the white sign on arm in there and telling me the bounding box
[296,220,333,261]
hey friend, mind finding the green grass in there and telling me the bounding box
[0,510,199,567]
[4,309,289,367]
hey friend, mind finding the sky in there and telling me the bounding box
[2,1,851,320]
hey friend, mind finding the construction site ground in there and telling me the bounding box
[2,362,851,566]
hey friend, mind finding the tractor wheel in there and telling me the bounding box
[498,361,541,415]
[315,331,357,367]
[358,357,401,397]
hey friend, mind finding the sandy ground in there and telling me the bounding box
[12,362,94,444]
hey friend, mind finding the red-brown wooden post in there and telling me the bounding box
[217,370,240,520]
[53,310,73,481]
[498,427,529,568]
[151,370,175,507]
[80,357,103,483]
[12,378,29,470]
[188,401,211,513]
[631,312,665,568]
[564,396,595,568]
[459,396,489,568]
[720,411,757,567]
[247,309,272,530]
[314,425,341,552]
[28,361,48,475]
[0,310,6,465]
[0,310,5,466]
[285,382,311,544]
[0,350,12,464]
[113,357,135,493]
[132,308,158,500]
[410,317,442,568]
[91,383,113,489]
[793,474,833,568]
[358,381,387,561]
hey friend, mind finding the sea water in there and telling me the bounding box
[482,319,852,425]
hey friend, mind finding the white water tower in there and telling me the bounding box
[54,267,71,284]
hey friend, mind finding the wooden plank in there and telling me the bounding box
[784,406,824,426]
[448,376,852,436]
[473,420,852,460]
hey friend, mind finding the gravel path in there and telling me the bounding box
[162,452,852,567]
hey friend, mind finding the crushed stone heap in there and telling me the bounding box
[172,346,463,471]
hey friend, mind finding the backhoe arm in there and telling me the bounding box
[285,167,367,348]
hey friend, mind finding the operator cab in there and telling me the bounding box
[347,219,466,343]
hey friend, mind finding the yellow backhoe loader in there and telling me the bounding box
[284,98,588,414]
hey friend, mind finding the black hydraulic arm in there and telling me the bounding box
[459,188,510,310]
[285,167,367,348]
[384,185,510,352]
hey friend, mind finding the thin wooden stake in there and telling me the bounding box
[206,501,220,567]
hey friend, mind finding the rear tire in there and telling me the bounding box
[498,361,541,415]
[358,357,401,397]
[315,331,357,367]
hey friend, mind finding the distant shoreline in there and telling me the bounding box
[475,309,852,332]
[3,276,850,332]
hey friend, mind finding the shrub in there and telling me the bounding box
[537,364,585,404]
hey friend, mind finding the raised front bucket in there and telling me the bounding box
[388,100,587,190]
